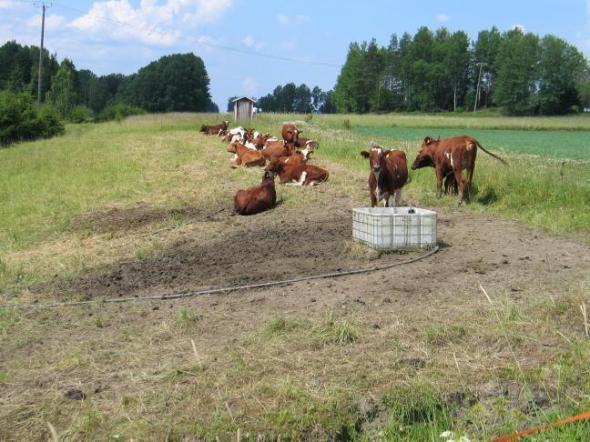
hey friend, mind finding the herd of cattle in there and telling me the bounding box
[200,120,508,215]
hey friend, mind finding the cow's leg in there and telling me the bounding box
[435,167,444,198]
[394,188,402,206]
[454,168,465,205]
[369,186,377,207]
[465,158,476,202]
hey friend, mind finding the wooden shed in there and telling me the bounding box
[232,96,256,121]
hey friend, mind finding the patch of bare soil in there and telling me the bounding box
[69,203,222,234]
[40,193,590,346]
[45,206,423,299]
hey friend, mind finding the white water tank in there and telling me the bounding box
[352,207,437,250]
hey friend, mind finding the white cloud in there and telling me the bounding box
[511,24,526,32]
[241,77,257,96]
[27,14,67,31]
[68,0,233,45]
[277,13,310,25]
[241,34,266,51]
[436,14,449,23]
[0,0,20,9]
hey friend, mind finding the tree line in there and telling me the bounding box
[254,26,589,116]
[0,41,217,123]
[251,83,336,113]
[333,26,589,115]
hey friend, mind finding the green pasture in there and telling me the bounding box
[354,126,590,160]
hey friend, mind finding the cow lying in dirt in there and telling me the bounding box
[200,120,229,135]
[360,145,408,207]
[265,157,329,186]
[233,171,276,215]
[227,142,265,168]
[411,135,508,204]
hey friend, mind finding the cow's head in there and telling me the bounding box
[282,124,300,143]
[411,136,438,169]
[223,120,229,128]
[304,139,318,150]
[244,128,255,141]
[264,158,284,174]
[360,145,390,174]
[263,170,275,181]
[302,149,314,161]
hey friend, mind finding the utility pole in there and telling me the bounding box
[36,2,48,105]
[473,62,487,113]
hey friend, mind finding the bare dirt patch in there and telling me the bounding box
[69,203,223,234]
[45,199,590,307]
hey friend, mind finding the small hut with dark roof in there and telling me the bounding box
[232,96,256,121]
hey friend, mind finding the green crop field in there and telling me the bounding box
[354,127,590,160]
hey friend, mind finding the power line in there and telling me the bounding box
[48,1,340,68]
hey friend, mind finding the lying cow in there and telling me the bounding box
[411,135,508,204]
[265,157,329,186]
[295,137,319,150]
[227,141,266,168]
[274,150,312,166]
[261,139,295,160]
[281,123,300,143]
[233,171,276,215]
[248,133,273,150]
[360,145,408,207]
[200,120,228,135]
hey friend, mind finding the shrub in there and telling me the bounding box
[69,105,93,123]
[0,91,64,146]
[96,103,145,122]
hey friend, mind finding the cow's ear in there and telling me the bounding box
[360,150,370,158]
[424,136,432,145]
[382,149,391,157]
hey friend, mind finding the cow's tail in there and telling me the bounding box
[475,141,509,166]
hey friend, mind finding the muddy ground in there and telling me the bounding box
[46,198,590,307]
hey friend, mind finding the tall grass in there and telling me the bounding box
[253,113,590,237]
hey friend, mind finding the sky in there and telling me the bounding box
[1,0,589,110]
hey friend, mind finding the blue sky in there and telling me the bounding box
[1,0,589,109]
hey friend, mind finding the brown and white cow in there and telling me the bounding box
[246,133,272,150]
[411,135,508,204]
[227,141,266,168]
[274,150,312,166]
[360,145,409,207]
[233,171,276,215]
[261,139,295,160]
[200,120,229,135]
[295,136,318,150]
[281,123,300,143]
[265,157,329,186]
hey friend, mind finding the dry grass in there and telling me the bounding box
[1,113,590,440]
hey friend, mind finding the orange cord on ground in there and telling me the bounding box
[492,411,590,442]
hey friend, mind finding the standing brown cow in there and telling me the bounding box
[360,145,408,207]
[411,135,508,204]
